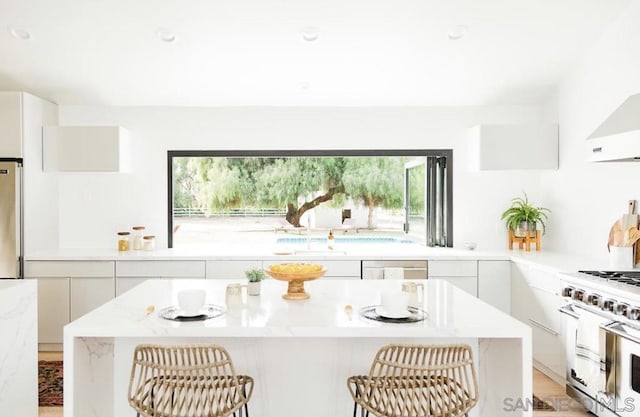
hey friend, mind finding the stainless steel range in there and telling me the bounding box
[560,270,640,417]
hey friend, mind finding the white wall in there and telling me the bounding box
[55,105,546,250]
[539,0,640,263]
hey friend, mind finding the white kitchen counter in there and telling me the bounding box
[26,244,609,273]
[28,243,513,261]
[64,278,532,417]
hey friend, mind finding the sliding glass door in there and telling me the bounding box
[404,156,450,247]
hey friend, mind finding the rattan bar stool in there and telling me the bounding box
[128,344,254,417]
[347,344,478,417]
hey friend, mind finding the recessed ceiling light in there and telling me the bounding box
[9,26,31,40]
[156,28,177,43]
[447,25,468,41]
[301,26,319,42]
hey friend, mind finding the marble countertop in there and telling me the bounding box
[28,243,610,275]
[29,243,511,260]
[64,278,530,339]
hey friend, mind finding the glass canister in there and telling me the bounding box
[132,226,145,250]
[142,235,156,251]
[117,232,131,252]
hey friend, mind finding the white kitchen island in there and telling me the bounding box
[64,278,532,417]
[0,279,38,417]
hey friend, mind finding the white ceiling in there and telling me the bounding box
[0,0,632,106]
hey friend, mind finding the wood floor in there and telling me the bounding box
[38,352,589,417]
[532,368,591,417]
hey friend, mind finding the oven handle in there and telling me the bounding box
[558,303,579,319]
[602,321,640,345]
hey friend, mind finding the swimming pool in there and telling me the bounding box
[276,236,415,244]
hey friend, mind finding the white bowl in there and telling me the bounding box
[463,241,477,251]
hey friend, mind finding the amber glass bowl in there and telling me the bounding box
[265,264,326,300]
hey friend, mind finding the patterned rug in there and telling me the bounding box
[533,394,555,411]
[39,360,63,407]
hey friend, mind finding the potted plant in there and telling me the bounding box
[500,192,550,237]
[245,268,266,296]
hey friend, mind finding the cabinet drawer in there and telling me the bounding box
[428,261,477,277]
[310,260,361,277]
[25,261,114,278]
[206,260,263,279]
[513,262,561,294]
[116,261,205,278]
[532,324,564,377]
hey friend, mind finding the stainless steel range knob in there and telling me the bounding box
[572,289,585,302]
[562,287,575,298]
[615,302,630,317]
[602,299,617,312]
[629,308,640,321]
[586,293,601,307]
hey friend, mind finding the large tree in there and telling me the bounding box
[187,157,347,226]
[342,157,404,228]
[178,156,410,228]
[172,157,199,210]
[255,157,346,226]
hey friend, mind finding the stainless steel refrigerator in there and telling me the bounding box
[0,159,22,279]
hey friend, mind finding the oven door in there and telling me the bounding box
[602,322,640,416]
[559,303,617,414]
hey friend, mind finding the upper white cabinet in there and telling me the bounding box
[586,93,640,162]
[43,125,132,172]
[0,92,55,158]
[0,92,23,157]
[468,124,558,170]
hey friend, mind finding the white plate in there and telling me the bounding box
[375,306,411,319]
[178,309,204,317]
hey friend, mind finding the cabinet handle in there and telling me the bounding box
[528,318,559,336]
[592,147,603,153]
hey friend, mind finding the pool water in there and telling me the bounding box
[276,236,415,244]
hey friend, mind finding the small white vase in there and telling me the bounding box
[248,281,261,296]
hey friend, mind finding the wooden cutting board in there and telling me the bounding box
[622,200,639,230]
[608,200,639,251]
[608,217,624,250]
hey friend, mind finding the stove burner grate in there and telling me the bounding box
[578,270,640,286]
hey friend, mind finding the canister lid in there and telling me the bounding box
[132,226,146,230]
[143,235,155,240]
[117,231,130,236]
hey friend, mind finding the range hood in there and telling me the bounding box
[587,93,640,162]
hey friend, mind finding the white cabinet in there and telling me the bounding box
[511,261,564,382]
[25,261,114,349]
[308,260,361,279]
[116,261,205,296]
[206,260,263,279]
[32,277,69,348]
[0,92,23,157]
[478,261,511,313]
[469,124,558,170]
[43,126,132,172]
[70,277,115,320]
[428,260,478,296]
